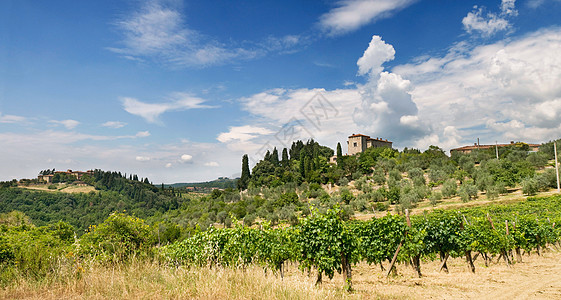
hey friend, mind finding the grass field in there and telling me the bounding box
[2,248,560,299]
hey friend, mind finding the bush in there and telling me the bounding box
[374,202,389,211]
[372,169,386,185]
[78,212,155,262]
[48,184,57,190]
[441,179,457,198]
[429,191,442,206]
[522,177,539,196]
[458,182,478,202]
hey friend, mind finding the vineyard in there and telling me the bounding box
[163,195,561,291]
[2,194,561,298]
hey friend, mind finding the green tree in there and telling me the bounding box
[238,154,251,190]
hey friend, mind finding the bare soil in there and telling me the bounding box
[287,247,561,299]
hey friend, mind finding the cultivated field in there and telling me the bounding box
[1,249,560,299]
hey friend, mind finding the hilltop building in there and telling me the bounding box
[38,169,93,183]
[450,141,540,155]
[347,134,393,155]
[330,134,393,164]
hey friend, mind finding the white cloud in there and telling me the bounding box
[353,36,428,144]
[217,125,274,143]
[108,1,259,66]
[102,121,127,128]
[136,156,151,162]
[204,161,219,167]
[0,128,241,183]
[393,27,561,148]
[49,119,80,130]
[462,1,518,37]
[501,0,518,16]
[121,92,215,123]
[165,162,173,168]
[135,131,151,138]
[319,0,417,36]
[180,154,193,162]
[109,1,302,67]
[356,35,395,76]
[0,113,26,124]
[526,0,560,8]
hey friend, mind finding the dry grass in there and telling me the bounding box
[3,250,561,299]
[18,184,96,194]
[0,260,356,300]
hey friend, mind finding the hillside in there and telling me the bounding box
[168,177,238,190]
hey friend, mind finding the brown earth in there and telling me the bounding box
[304,247,561,299]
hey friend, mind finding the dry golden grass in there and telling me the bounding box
[0,260,356,300]
[18,184,96,194]
[3,250,561,299]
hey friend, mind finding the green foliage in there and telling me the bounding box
[441,179,457,198]
[297,208,357,284]
[78,212,155,262]
[522,177,539,196]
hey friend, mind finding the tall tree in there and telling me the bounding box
[271,147,280,166]
[337,142,343,159]
[281,148,289,167]
[238,154,251,190]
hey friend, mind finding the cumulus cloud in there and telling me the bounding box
[204,161,219,167]
[215,35,429,156]
[49,119,80,130]
[102,121,127,128]
[122,92,215,123]
[353,36,428,144]
[462,0,518,37]
[393,27,561,147]
[319,0,417,36]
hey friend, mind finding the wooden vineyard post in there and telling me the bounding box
[406,209,422,277]
[513,221,522,262]
[386,241,402,278]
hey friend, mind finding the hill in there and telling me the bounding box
[168,177,237,190]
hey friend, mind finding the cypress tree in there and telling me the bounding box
[238,154,250,190]
[281,148,289,167]
[337,142,343,158]
[271,147,279,166]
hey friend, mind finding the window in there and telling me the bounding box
[353,142,357,147]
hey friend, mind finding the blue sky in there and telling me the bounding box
[1,0,561,183]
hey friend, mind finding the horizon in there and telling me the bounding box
[2,0,561,183]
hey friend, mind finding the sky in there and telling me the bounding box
[1,0,561,183]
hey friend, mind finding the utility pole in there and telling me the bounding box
[495,141,499,159]
[555,141,560,193]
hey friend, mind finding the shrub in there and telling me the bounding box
[429,191,442,206]
[441,179,457,198]
[372,169,386,185]
[78,212,155,262]
[522,177,539,196]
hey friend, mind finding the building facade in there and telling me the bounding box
[450,141,540,155]
[347,134,392,155]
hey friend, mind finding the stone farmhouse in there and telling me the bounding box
[38,169,94,183]
[330,134,393,163]
[450,141,540,155]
